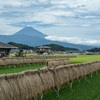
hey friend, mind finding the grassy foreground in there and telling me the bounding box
[36,72,100,100]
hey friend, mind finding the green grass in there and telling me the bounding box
[70,55,100,63]
[0,64,45,75]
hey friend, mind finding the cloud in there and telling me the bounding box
[0,0,100,45]
[80,16,99,19]
[45,35,100,46]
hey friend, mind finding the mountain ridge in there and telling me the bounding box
[0,34,94,50]
[0,27,95,50]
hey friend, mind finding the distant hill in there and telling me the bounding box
[8,42,79,51]
[43,44,79,51]
[0,27,95,50]
[8,42,35,50]
[14,27,47,38]
[87,48,100,52]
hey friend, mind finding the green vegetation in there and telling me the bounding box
[0,64,44,75]
[8,42,35,50]
[87,47,100,52]
[70,55,100,64]
[44,44,79,51]
[8,42,79,51]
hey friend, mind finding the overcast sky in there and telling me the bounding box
[0,0,100,46]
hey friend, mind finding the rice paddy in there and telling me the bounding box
[0,54,100,100]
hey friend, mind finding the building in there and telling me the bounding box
[36,46,51,55]
[23,50,33,54]
[0,42,18,57]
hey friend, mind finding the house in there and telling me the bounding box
[23,50,33,54]
[36,46,51,54]
[0,42,18,57]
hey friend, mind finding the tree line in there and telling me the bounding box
[8,42,79,51]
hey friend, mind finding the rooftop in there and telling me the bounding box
[0,42,18,49]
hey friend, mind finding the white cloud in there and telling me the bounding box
[45,35,100,46]
[80,16,99,19]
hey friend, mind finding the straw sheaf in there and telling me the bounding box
[94,61,100,72]
[55,66,69,88]
[80,63,86,76]
[97,61,100,71]
[0,59,6,66]
[64,65,74,82]
[24,69,44,98]
[38,67,55,92]
[17,72,30,100]
[23,58,28,64]
[68,65,77,81]
[5,58,13,65]
[11,58,20,65]
[0,75,8,100]
[41,59,46,63]
[0,74,13,100]
[84,62,91,75]
[4,74,20,100]
[71,64,80,80]
[76,64,84,78]
[83,63,90,76]
[90,62,96,73]
[18,58,24,64]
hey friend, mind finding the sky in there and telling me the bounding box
[0,0,100,46]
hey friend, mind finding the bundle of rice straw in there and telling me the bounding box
[46,60,52,68]
[0,74,13,100]
[14,72,30,100]
[54,65,69,88]
[23,69,44,99]
[76,63,84,78]
[23,58,28,64]
[11,58,21,65]
[94,61,100,72]
[18,58,24,64]
[0,59,6,67]
[80,63,87,77]
[85,62,92,75]
[71,64,80,80]
[31,58,36,64]
[64,65,74,82]
[5,58,13,66]
[96,61,100,71]
[38,67,55,92]
[41,59,46,64]
[4,74,20,100]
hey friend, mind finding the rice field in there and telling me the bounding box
[1,54,100,75]
[0,54,100,100]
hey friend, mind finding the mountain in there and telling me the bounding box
[14,27,47,38]
[0,34,94,50]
